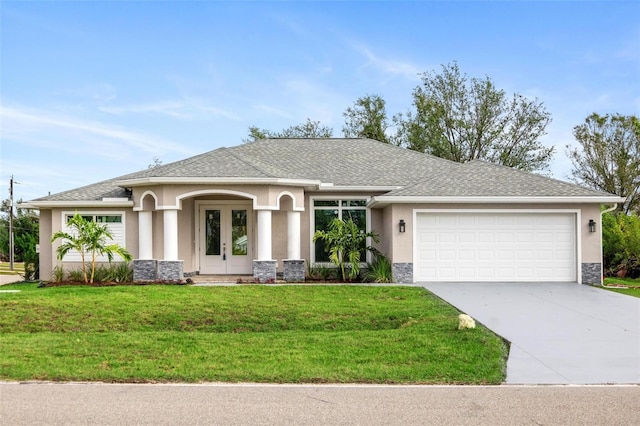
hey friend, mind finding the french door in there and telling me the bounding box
[199,204,252,274]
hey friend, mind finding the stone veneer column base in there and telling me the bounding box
[582,262,602,286]
[283,259,305,282]
[253,260,277,283]
[133,259,157,282]
[157,260,184,281]
[392,263,413,283]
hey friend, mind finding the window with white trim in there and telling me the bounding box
[312,199,367,263]
[60,212,126,262]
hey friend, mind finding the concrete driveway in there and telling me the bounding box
[422,282,640,385]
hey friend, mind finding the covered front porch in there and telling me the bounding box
[130,184,307,283]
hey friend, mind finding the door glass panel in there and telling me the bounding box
[231,210,248,256]
[205,210,221,255]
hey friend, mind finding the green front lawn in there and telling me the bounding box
[0,283,507,384]
[604,277,640,298]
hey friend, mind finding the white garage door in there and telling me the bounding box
[415,212,577,282]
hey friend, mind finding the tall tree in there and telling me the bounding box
[567,113,640,214]
[342,94,390,143]
[394,62,554,172]
[244,118,333,142]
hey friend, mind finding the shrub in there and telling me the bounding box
[68,269,85,282]
[51,266,65,282]
[603,212,640,278]
[365,254,393,283]
[307,264,338,281]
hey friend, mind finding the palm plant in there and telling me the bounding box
[313,218,380,281]
[51,213,132,283]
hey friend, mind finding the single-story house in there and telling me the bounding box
[23,138,624,285]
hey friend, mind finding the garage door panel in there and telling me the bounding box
[418,231,436,243]
[459,233,475,243]
[438,232,456,243]
[416,212,576,282]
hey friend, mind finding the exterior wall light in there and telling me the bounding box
[588,219,596,233]
[399,219,406,233]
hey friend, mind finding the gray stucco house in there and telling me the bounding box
[24,138,623,284]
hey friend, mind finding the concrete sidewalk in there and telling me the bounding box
[422,282,640,385]
[0,274,22,285]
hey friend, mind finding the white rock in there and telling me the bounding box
[458,314,476,330]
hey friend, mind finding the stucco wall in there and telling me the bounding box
[384,202,606,274]
[38,210,53,280]
[133,184,305,211]
[178,199,195,272]
[379,206,394,258]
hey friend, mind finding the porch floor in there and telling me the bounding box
[189,275,254,284]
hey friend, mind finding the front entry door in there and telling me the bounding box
[199,205,252,274]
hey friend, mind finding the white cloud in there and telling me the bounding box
[0,105,193,156]
[351,43,422,80]
[99,98,241,121]
[252,104,294,120]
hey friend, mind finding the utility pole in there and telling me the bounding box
[9,175,14,271]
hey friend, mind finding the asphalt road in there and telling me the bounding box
[1,382,639,425]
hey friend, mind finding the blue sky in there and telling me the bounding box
[1,1,639,202]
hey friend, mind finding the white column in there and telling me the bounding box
[138,210,153,259]
[287,211,301,260]
[163,209,179,261]
[257,209,272,261]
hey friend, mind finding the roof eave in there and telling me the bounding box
[317,184,401,193]
[19,200,135,210]
[368,195,626,208]
[115,177,323,188]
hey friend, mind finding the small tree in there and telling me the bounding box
[51,213,132,283]
[312,218,379,281]
[342,94,391,143]
[244,118,334,142]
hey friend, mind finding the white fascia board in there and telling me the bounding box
[317,185,400,192]
[115,177,322,187]
[18,200,134,209]
[369,195,626,207]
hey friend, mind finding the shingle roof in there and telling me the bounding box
[385,160,614,197]
[30,138,616,202]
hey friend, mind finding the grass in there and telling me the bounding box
[0,261,24,275]
[604,277,640,298]
[0,283,507,384]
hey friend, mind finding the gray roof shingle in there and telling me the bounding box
[30,138,616,202]
[385,160,614,197]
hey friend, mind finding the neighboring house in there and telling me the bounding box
[23,138,624,285]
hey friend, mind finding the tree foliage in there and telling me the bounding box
[603,211,640,278]
[342,94,390,143]
[245,118,333,142]
[51,213,132,283]
[312,218,379,281]
[0,199,39,278]
[393,62,553,172]
[567,113,640,214]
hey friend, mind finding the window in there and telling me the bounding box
[60,212,126,262]
[312,199,368,263]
